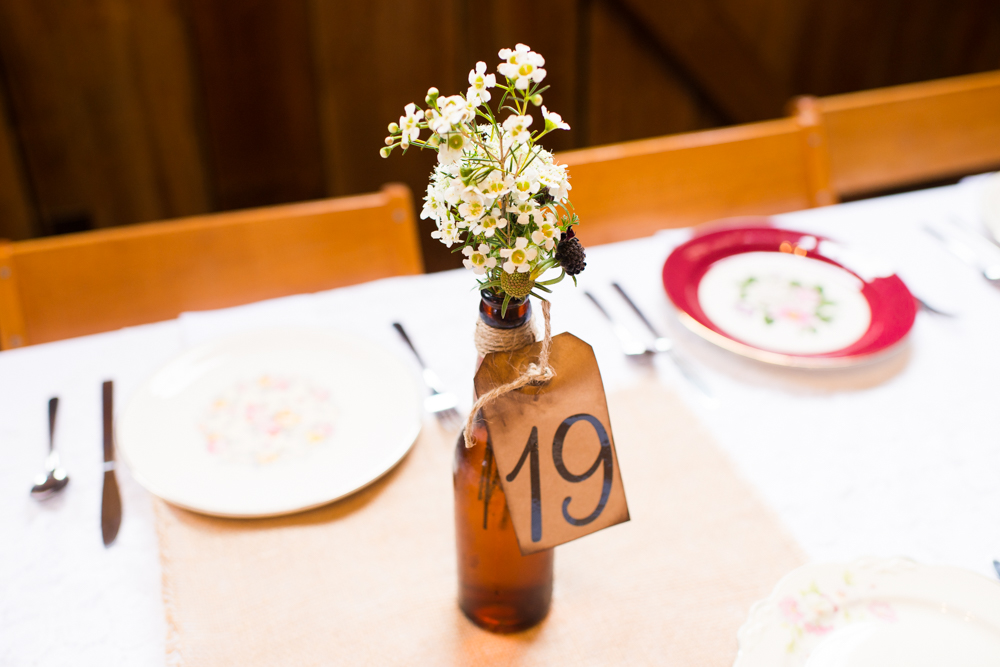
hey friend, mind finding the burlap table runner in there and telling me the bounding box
[156,381,806,666]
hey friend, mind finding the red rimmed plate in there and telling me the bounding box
[663,226,916,368]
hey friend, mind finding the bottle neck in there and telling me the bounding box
[479,290,531,329]
[475,291,532,369]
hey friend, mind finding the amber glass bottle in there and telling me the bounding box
[454,291,554,633]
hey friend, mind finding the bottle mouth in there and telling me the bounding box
[480,289,526,308]
[479,290,531,329]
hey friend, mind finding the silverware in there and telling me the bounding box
[30,397,69,499]
[392,322,462,430]
[914,296,955,318]
[584,291,647,356]
[101,380,122,546]
[924,225,1000,286]
[609,283,714,398]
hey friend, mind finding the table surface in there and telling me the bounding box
[3,178,1000,665]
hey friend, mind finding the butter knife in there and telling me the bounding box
[101,380,122,546]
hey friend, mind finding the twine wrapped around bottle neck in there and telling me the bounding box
[463,300,555,448]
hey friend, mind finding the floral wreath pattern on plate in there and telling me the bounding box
[736,275,837,334]
[778,569,897,655]
[199,374,338,466]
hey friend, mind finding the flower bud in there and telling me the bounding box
[379,146,392,158]
[426,87,439,103]
[384,136,394,146]
[530,94,543,106]
[388,122,399,133]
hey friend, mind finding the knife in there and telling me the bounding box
[101,380,122,546]
[924,225,1000,286]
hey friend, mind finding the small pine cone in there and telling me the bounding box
[556,236,587,276]
[500,270,535,299]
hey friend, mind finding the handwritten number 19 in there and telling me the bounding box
[505,413,613,542]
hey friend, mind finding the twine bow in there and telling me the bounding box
[463,300,555,448]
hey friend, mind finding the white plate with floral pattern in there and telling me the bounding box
[663,226,917,368]
[734,557,1000,666]
[118,328,423,517]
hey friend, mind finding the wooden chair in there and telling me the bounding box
[0,184,422,349]
[556,115,833,246]
[795,69,1000,199]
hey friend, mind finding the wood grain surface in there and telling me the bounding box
[0,0,997,273]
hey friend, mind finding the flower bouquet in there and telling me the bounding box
[381,43,586,313]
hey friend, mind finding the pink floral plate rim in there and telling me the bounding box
[662,223,918,369]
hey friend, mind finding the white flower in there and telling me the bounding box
[443,178,463,205]
[498,44,546,90]
[547,178,571,202]
[502,114,533,145]
[507,168,540,202]
[462,243,497,275]
[531,213,561,251]
[442,95,472,122]
[421,185,446,221]
[458,189,487,222]
[438,131,468,165]
[430,217,462,247]
[541,106,569,131]
[472,210,507,238]
[507,200,539,226]
[467,61,496,104]
[429,95,471,134]
[478,170,509,200]
[537,162,571,202]
[398,103,424,148]
[499,237,537,273]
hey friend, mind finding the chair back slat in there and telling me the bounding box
[0,184,421,348]
[558,118,829,246]
[812,70,1000,197]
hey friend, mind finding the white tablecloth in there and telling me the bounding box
[3,179,1000,665]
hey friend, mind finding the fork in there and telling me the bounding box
[586,288,714,399]
[609,283,714,399]
[392,322,462,429]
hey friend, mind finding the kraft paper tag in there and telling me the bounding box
[474,332,630,554]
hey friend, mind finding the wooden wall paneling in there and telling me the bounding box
[128,0,211,219]
[790,0,1000,98]
[934,0,1000,78]
[586,0,722,148]
[309,0,461,273]
[0,82,35,240]
[965,0,1000,73]
[0,0,208,232]
[714,0,809,91]
[793,0,896,96]
[460,0,580,154]
[187,0,325,211]
[614,0,791,122]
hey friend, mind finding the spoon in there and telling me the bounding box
[31,397,69,499]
